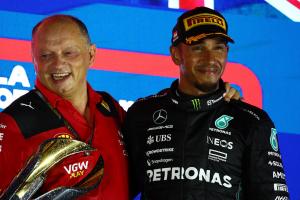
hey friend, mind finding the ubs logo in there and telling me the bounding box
[153,109,168,124]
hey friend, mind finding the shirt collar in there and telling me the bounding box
[35,79,101,109]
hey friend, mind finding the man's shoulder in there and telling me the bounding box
[130,88,170,108]
[2,90,63,138]
[229,100,271,123]
[3,90,40,114]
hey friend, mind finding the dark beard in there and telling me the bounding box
[195,82,219,93]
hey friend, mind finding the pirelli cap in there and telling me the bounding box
[171,7,234,46]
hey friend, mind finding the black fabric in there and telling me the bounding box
[2,90,120,139]
[123,80,289,200]
[96,91,121,128]
[2,90,64,139]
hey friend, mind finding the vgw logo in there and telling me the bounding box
[0,65,30,110]
[64,161,89,179]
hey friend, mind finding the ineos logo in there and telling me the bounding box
[153,109,167,124]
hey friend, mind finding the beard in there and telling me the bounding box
[194,81,219,93]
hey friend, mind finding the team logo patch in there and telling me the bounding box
[270,128,279,152]
[153,109,168,124]
[215,115,233,129]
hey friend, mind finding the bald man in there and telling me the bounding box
[0,15,129,200]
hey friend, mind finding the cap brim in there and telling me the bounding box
[185,32,234,45]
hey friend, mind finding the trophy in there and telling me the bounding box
[0,138,104,200]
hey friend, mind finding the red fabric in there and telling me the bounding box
[179,0,204,10]
[0,80,129,200]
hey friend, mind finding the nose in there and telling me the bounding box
[52,55,67,69]
[202,50,216,66]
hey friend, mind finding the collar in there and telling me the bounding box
[168,79,226,112]
[35,79,101,109]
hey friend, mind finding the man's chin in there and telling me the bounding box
[195,82,219,93]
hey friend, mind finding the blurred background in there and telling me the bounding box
[0,0,299,199]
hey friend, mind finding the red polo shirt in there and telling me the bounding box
[0,80,129,200]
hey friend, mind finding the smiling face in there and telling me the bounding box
[170,37,228,96]
[32,18,96,99]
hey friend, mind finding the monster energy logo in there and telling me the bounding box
[215,115,233,129]
[270,128,278,152]
[191,99,201,110]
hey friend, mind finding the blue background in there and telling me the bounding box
[0,0,299,199]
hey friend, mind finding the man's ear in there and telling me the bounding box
[170,45,181,65]
[89,44,97,66]
[31,50,38,72]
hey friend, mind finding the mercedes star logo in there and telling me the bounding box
[153,109,167,125]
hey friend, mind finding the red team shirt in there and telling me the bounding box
[0,80,129,200]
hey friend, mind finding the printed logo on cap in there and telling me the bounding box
[183,13,226,31]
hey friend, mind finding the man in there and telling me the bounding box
[123,7,289,200]
[0,15,129,199]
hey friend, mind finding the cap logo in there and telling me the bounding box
[183,13,226,31]
[172,30,179,42]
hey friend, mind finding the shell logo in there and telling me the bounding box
[54,133,74,139]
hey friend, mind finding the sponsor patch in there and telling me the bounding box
[191,99,201,111]
[0,123,7,129]
[147,158,173,166]
[147,166,232,188]
[146,148,174,157]
[270,128,279,152]
[183,13,226,31]
[268,151,281,159]
[242,108,260,120]
[147,124,173,131]
[147,134,172,145]
[274,183,288,192]
[207,136,233,150]
[275,196,289,200]
[268,160,283,168]
[273,171,286,180]
[208,149,227,162]
[215,115,233,129]
[64,161,89,179]
[209,127,231,135]
[207,95,223,106]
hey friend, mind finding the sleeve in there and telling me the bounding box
[122,105,143,200]
[0,113,27,196]
[243,113,290,200]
